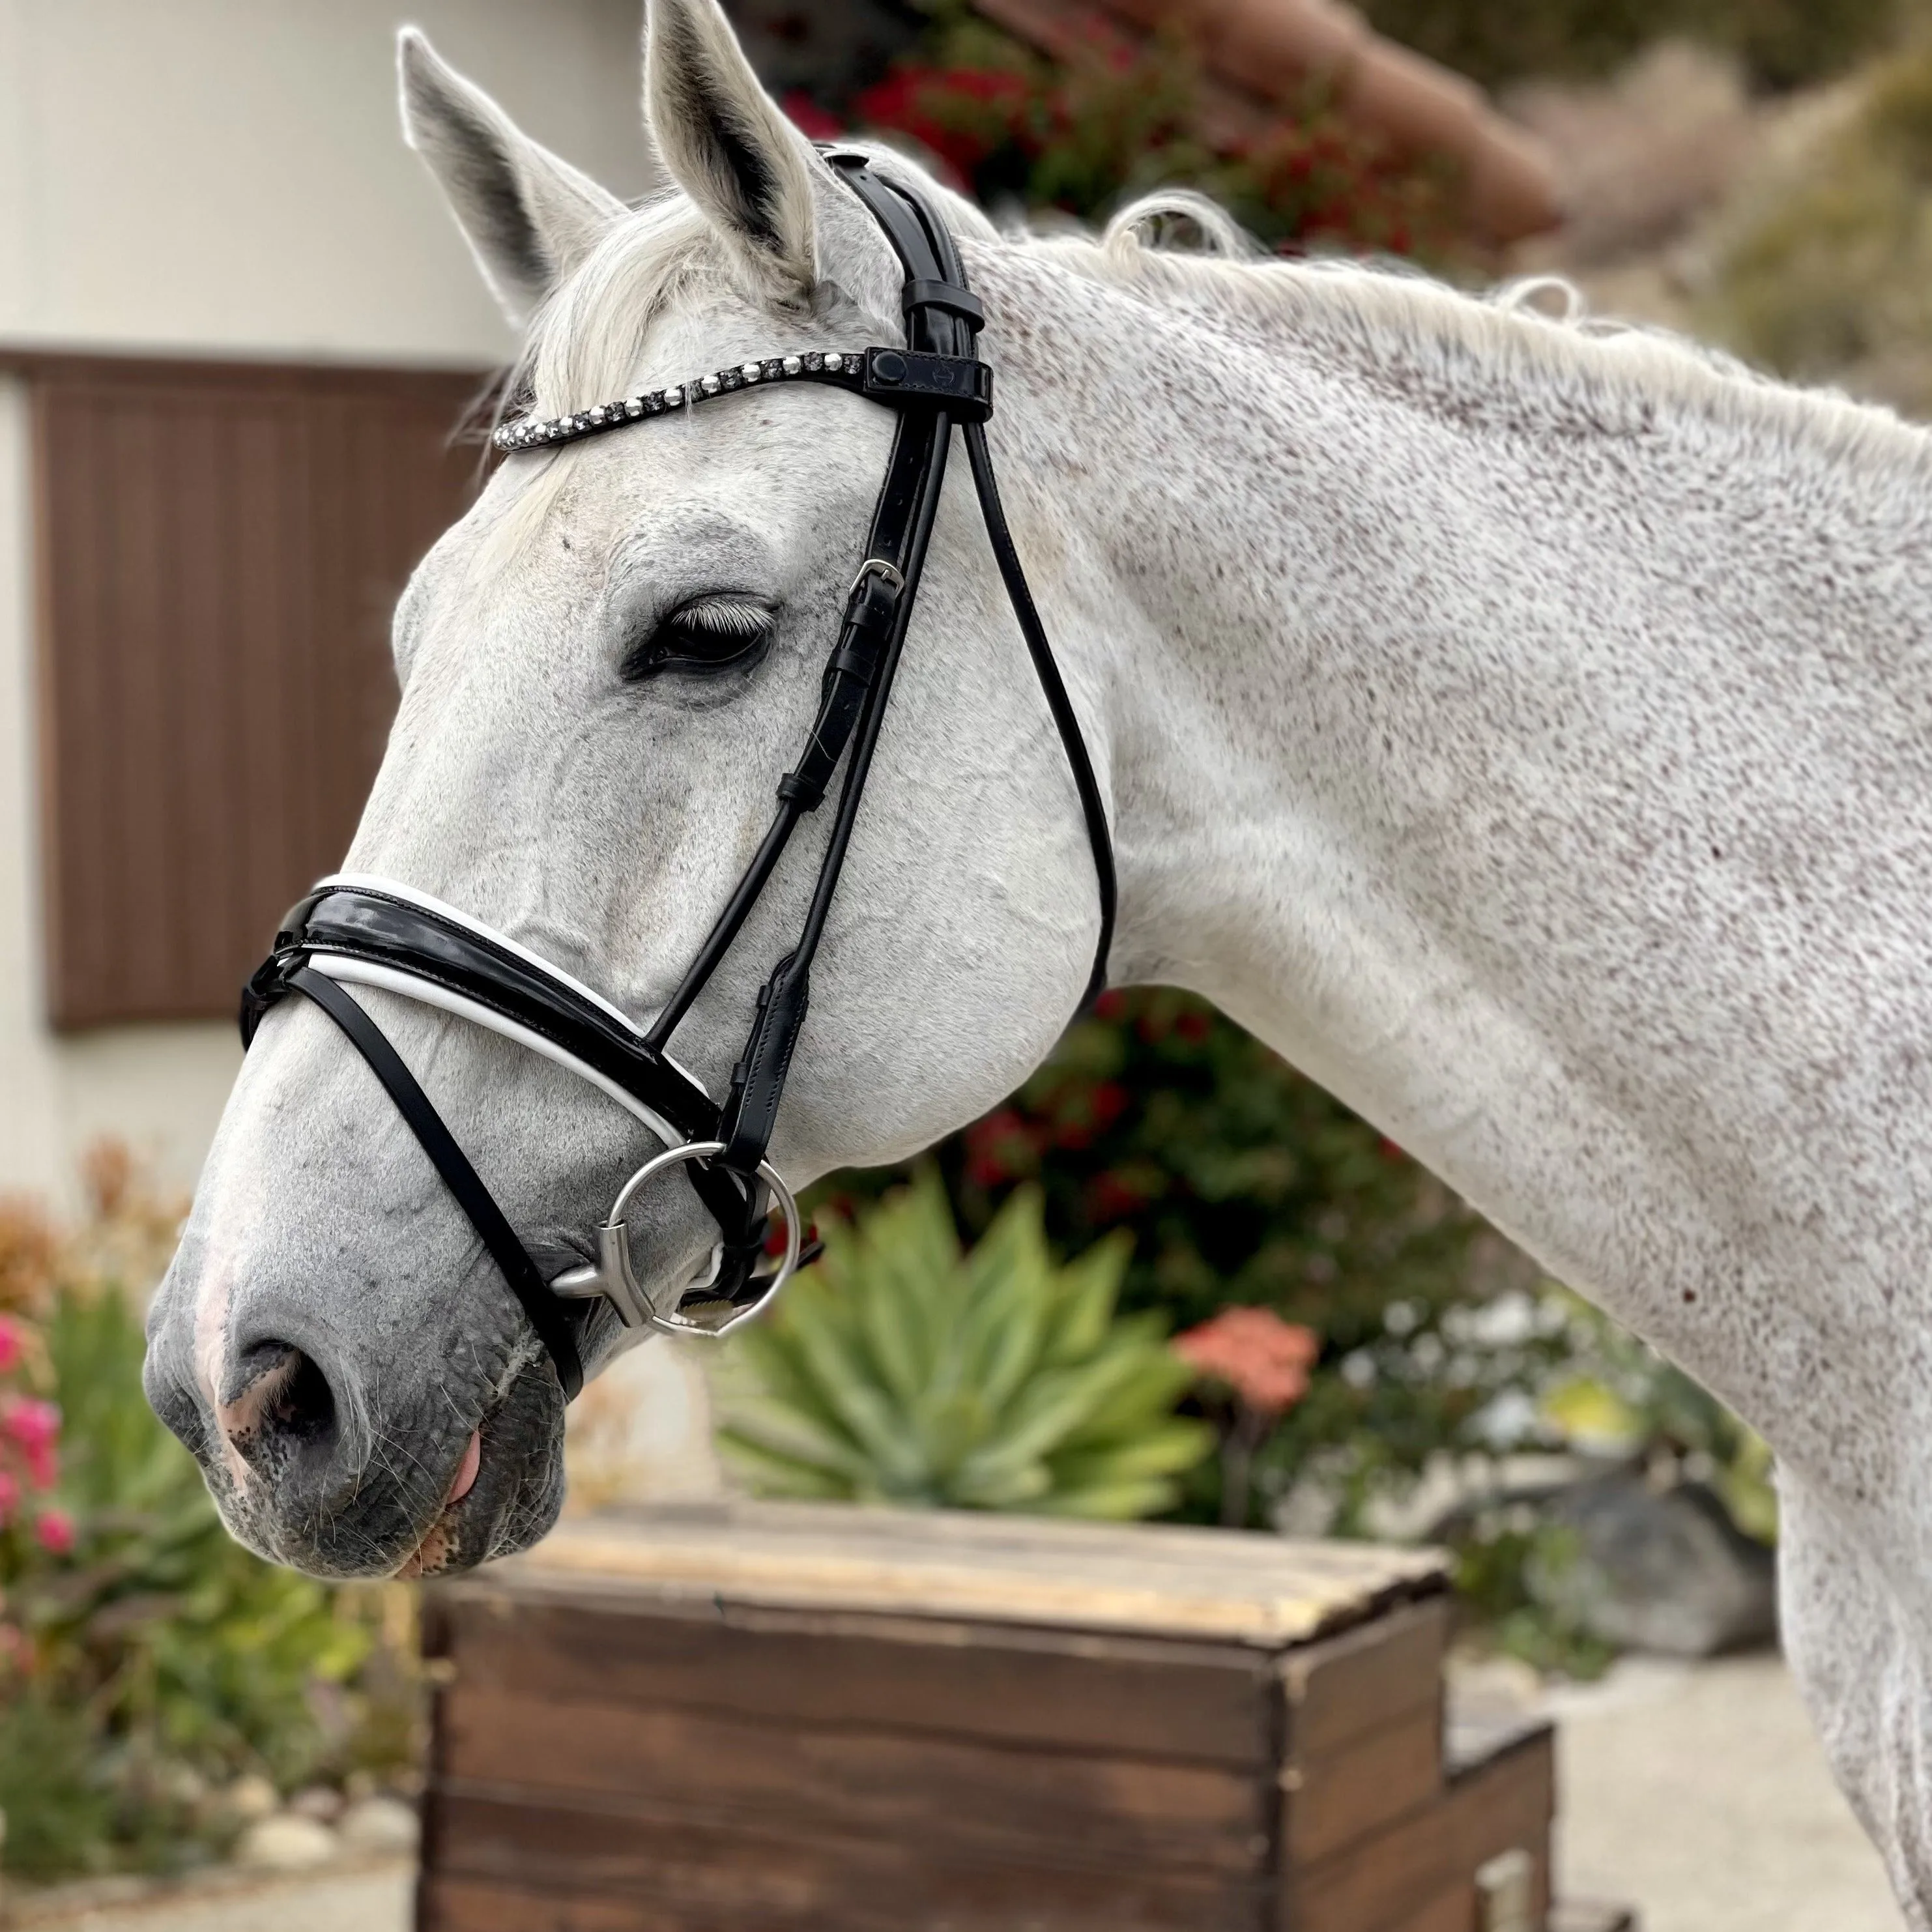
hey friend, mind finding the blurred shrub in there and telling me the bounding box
[1449,1511,1617,1677]
[834,13,1469,260]
[1359,0,1901,94]
[717,1170,1212,1517]
[1539,1293,1776,1542]
[0,1153,424,1882]
[1703,36,1932,413]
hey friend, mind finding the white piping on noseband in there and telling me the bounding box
[305,957,693,1153]
[318,874,710,1097]
[308,875,726,1301]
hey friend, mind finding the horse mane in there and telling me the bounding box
[1046,189,1932,488]
[503,154,1932,513]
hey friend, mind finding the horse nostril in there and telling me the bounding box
[271,1349,337,1447]
[222,1340,340,1469]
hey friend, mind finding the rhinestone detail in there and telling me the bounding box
[492,350,869,452]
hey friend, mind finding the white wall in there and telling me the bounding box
[0,0,652,362]
[0,0,654,1204]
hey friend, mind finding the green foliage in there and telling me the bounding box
[0,1695,113,1880]
[1358,0,1901,93]
[717,1171,1213,1517]
[1450,1512,1618,1679]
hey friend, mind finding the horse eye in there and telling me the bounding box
[622,596,775,682]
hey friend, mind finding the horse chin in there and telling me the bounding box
[396,1357,569,1579]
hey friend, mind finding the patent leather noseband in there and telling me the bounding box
[240,153,1115,1401]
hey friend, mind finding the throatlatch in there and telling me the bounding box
[239,153,1115,1403]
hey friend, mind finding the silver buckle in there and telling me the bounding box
[549,1140,802,1339]
[848,557,904,599]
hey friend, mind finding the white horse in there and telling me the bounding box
[141,1,1932,1914]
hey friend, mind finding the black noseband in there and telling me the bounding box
[239,153,1116,1401]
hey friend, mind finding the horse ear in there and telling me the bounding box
[644,0,818,306]
[398,28,629,326]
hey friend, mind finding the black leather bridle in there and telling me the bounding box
[239,154,1115,1401]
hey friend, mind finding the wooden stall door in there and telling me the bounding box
[30,356,485,1029]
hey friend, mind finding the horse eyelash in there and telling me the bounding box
[622,594,775,682]
[672,596,773,640]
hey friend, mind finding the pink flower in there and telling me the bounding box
[33,1508,74,1556]
[24,1442,56,1491]
[0,1316,23,1374]
[0,1467,18,1524]
[3,1396,59,1456]
[1174,1307,1321,1417]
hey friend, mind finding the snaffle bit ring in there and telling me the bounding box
[552,1140,802,1340]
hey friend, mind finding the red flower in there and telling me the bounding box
[1175,1009,1213,1046]
[1094,989,1128,1022]
[1083,1168,1151,1224]
[1174,1306,1319,1417]
[963,1108,1043,1190]
[33,1507,74,1556]
[852,65,1031,179]
[781,91,844,142]
[1052,1079,1131,1151]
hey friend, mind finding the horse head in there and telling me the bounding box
[142,0,1108,1577]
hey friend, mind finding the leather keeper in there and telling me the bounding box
[902,280,985,327]
[719,953,811,1174]
[862,348,993,422]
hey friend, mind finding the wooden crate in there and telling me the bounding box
[417,1502,1557,1932]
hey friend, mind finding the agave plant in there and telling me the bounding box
[715,1171,1212,1518]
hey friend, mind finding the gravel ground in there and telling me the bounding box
[1551,1651,1902,1932]
[4,1862,412,1932]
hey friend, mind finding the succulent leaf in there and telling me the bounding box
[717,1174,1209,1517]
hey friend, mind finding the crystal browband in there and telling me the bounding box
[493,345,994,453]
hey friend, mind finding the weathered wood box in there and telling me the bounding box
[417,1502,1567,1932]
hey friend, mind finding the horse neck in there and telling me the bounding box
[981,238,1932,1482]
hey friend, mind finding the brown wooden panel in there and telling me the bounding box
[1281,1598,1448,1761]
[32,353,486,1027]
[1282,1703,1444,1866]
[420,1879,652,1932]
[1275,1597,1449,1867]
[1281,1727,1555,1932]
[424,1587,1279,1766]
[1398,1884,1479,1932]
[423,1787,1267,1932]
[437,1684,1264,1875]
